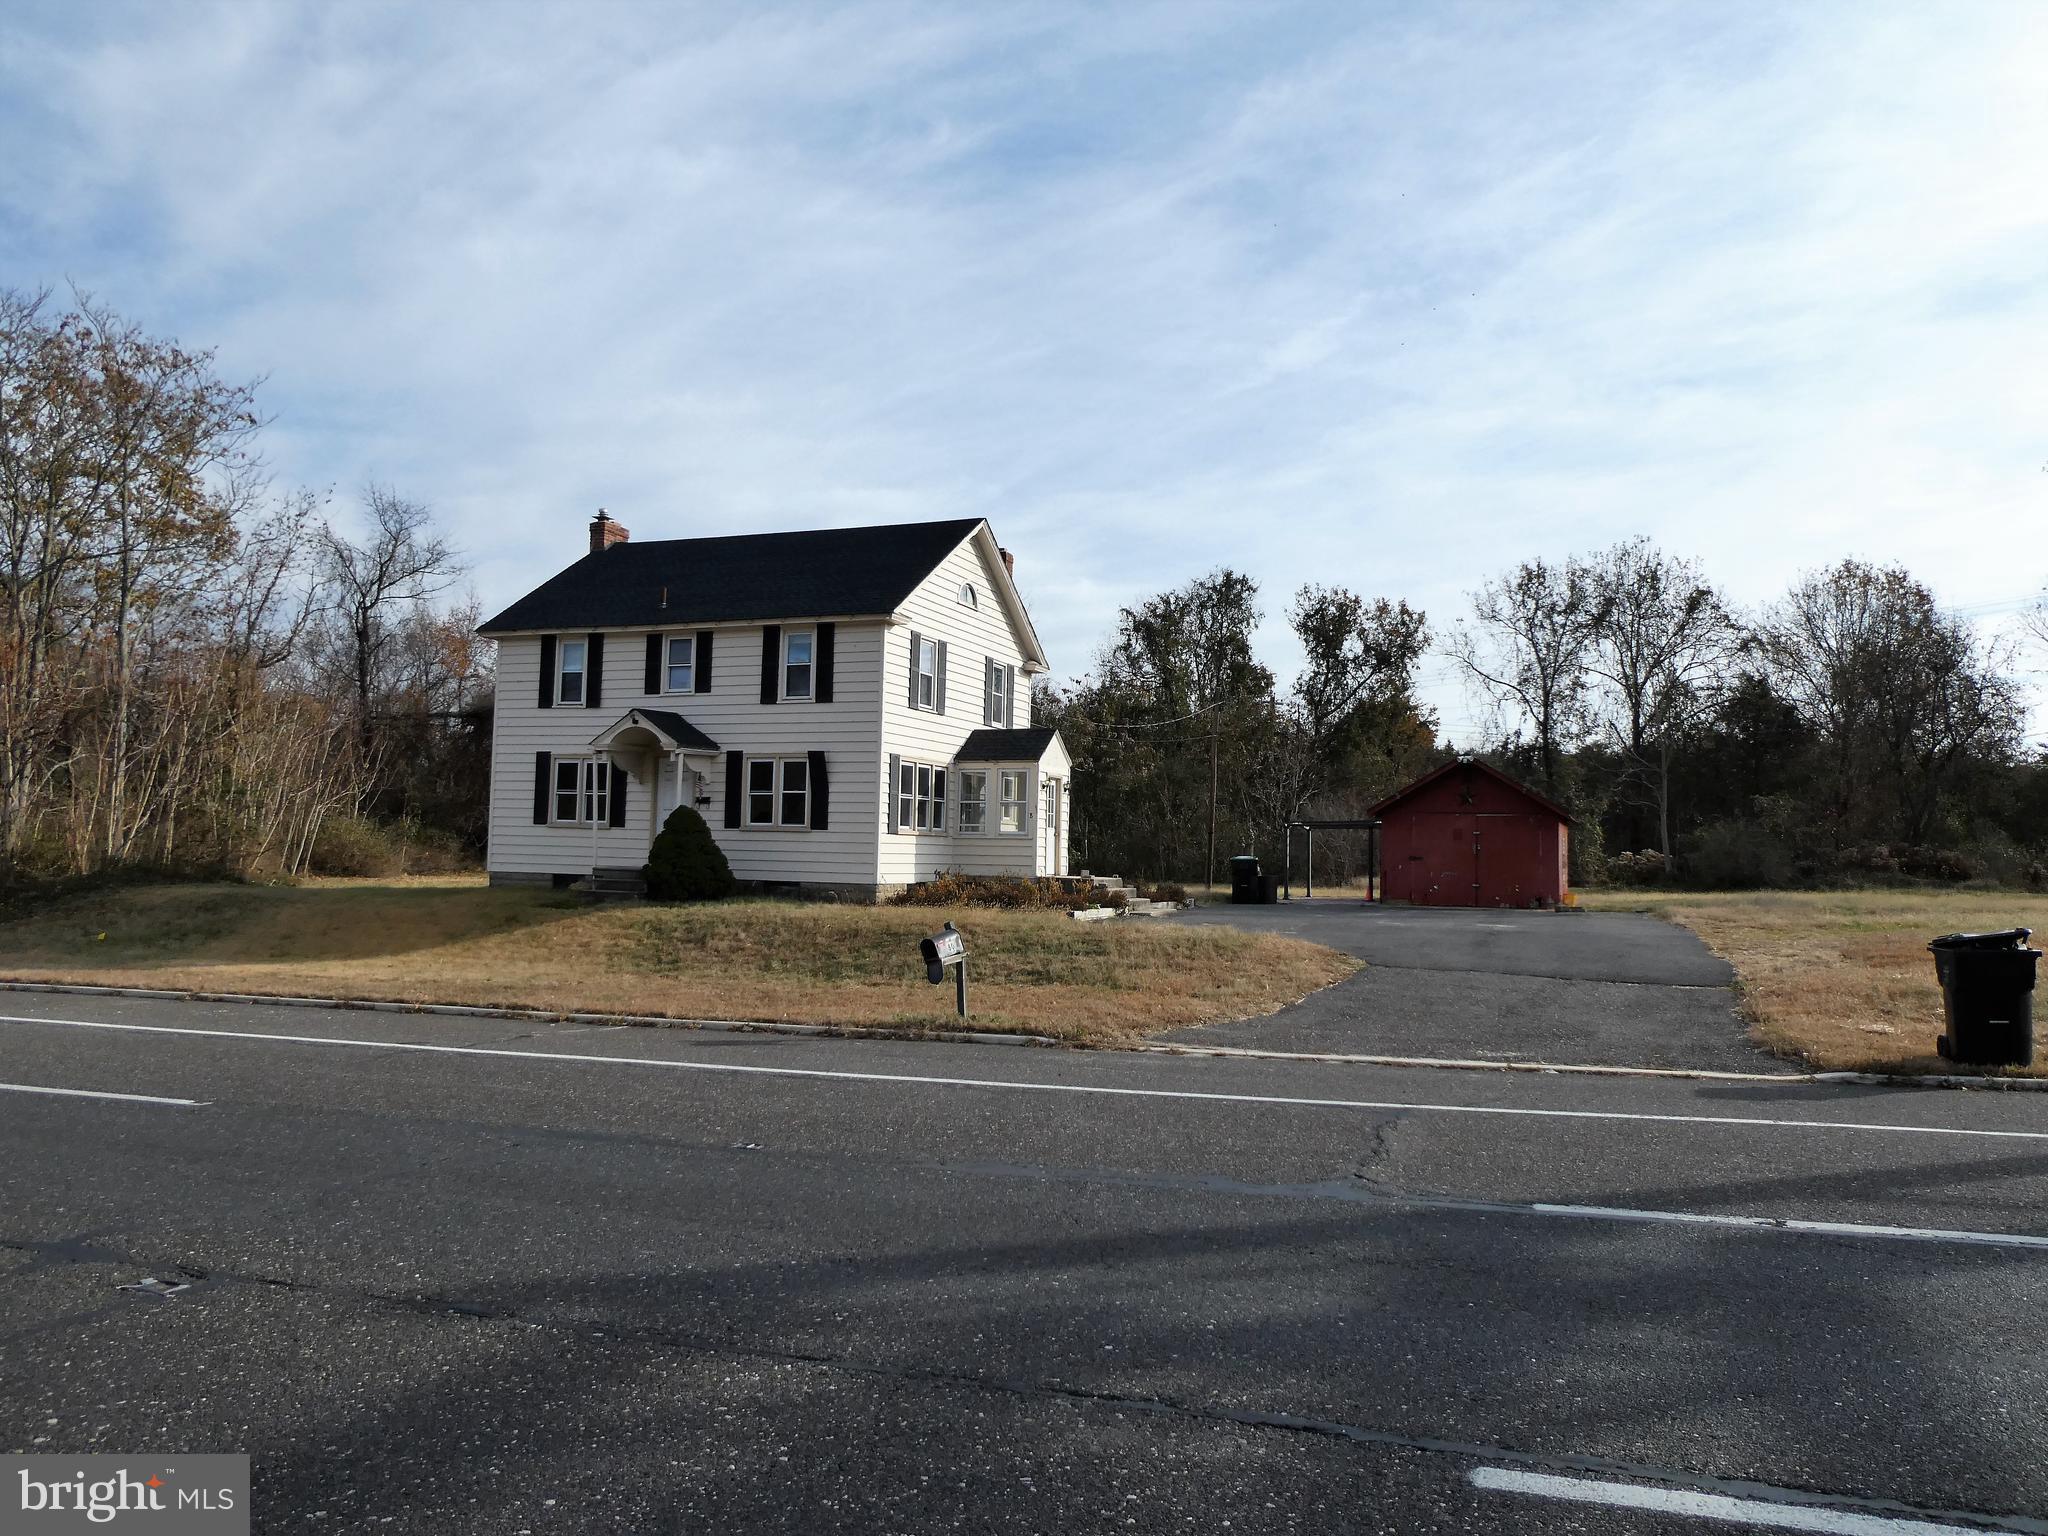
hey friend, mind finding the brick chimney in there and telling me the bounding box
[998,547,1014,578]
[589,508,630,554]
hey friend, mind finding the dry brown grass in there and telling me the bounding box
[1579,887,2048,1074]
[0,878,1355,1045]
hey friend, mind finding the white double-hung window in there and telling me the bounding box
[983,663,1015,729]
[784,630,814,700]
[664,635,694,693]
[915,637,938,710]
[999,769,1028,834]
[557,639,587,705]
[957,770,988,833]
[552,757,608,825]
[746,758,811,828]
[896,760,947,832]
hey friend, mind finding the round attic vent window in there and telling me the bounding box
[959,582,979,609]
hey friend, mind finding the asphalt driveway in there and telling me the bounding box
[1163,900,1783,1073]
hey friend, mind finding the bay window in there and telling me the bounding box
[957,770,988,833]
[999,769,1028,834]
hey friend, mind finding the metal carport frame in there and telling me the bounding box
[1282,819,1381,901]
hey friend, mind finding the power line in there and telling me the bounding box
[1087,696,1247,731]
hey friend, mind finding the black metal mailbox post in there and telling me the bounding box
[920,921,969,1018]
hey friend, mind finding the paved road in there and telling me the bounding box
[4,990,2046,1533]
[1164,901,1776,1072]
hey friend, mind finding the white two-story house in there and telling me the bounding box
[477,513,1071,900]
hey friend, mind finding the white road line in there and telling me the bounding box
[5,1012,2047,1144]
[1470,1467,2002,1534]
[1529,1203,2048,1252]
[0,1081,207,1107]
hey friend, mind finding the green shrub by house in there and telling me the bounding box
[642,806,736,902]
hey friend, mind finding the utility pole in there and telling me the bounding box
[1207,729,1219,892]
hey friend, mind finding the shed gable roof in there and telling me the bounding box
[479,517,986,637]
[1367,758,1574,822]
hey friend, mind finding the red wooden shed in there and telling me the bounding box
[1368,757,1572,909]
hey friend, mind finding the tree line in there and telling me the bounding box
[0,288,489,886]
[6,285,2041,895]
[1044,542,2048,889]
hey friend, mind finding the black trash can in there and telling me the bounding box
[1258,872,1280,905]
[1927,929,2039,1067]
[1229,855,1262,905]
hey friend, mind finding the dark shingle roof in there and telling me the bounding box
[624,708,720,753]
[479,518,986,635]
[953,727,1060,763]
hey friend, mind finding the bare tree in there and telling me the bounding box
[1757,561,2021,846]
[316,485,459,768]
[2023,591,2048,654]
[1581,538,1742,855]
[1447,558,1598,796]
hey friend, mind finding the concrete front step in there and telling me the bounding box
[1120,898,1181,916]
[576,874,647,899]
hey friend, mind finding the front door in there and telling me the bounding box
[1040,777,1062,875]
[655,757,693,839]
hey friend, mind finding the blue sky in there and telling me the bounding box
[3,0,2044,741]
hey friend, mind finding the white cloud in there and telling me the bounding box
[1,0,2043,740]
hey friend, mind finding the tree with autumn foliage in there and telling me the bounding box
[0,287,488,880]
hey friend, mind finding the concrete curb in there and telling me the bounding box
[1137,1042,2048,1089]
[0,979,1063,1050]
[2,978,2042,1090]
[1132,1042,1803,1083]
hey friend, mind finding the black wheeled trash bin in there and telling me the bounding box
[1258,872,1280,904]
[1927,929,2039,1067]
[1229,856,1262,905]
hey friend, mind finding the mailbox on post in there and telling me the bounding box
[919,921,969,1017]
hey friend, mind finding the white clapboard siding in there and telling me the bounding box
[488,622,885,884]
[876,534,1054,884]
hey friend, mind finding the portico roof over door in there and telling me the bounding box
[588,707,721,755]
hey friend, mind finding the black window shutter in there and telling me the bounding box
[538,635,556,709]
[887,752,902,832]
[695,630,714,693]
[644,634,662,695]
[935,640,948,715]
[585,633,604,708]
[808,749,829,830]
[724,750,744,829]
[608,763,627,827]
[907,632,922,709]
[532,752,551,824]
[816,623,835,703]
[983,658,995,726]
[760,625,781,705]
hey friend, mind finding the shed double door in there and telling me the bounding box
[1414,814,1477,907]
[1412,813,1543,907]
